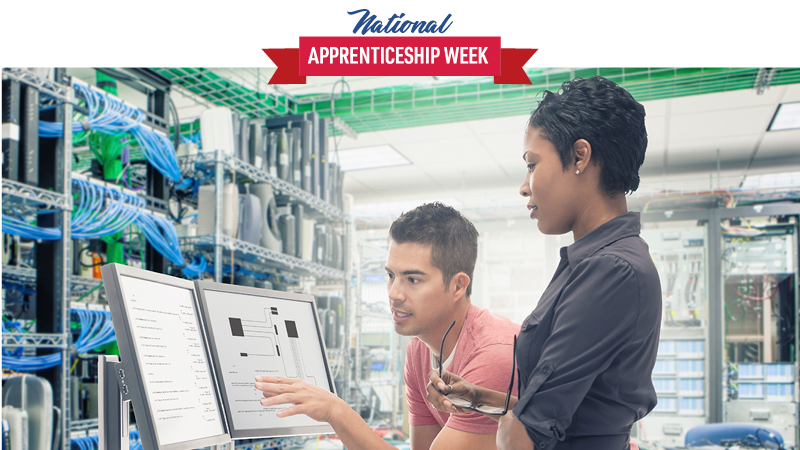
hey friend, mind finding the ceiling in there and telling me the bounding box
[336,83,800,218]
[64,68,800,223]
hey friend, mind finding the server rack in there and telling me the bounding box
[178,151,352,450]
[638,204,800,446]
[351,238,403,428]
[2,68,354,450]
[2,67,74,450]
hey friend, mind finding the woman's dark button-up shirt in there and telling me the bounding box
[512,212,662,450]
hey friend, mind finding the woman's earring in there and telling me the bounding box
[575,169,580,175]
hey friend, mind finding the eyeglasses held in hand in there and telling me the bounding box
[438,320,516,416]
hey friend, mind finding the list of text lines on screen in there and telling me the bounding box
[119,275,225,445]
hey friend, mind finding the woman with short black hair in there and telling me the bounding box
[427,76,662,450]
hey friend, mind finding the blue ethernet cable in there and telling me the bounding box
[2,308,117,371]
[39,83,182,183]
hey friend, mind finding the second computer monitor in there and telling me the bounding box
[194,281,335,439]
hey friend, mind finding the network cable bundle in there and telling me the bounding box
[2,308,117,372]
[37,81,183,184]
[2,309,125,436]
[2,176,206,278]
[2,72,351,450]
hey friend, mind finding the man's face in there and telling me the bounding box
[385,241,453,341]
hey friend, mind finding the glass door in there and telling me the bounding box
[721,215,798,447]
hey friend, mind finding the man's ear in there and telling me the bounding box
[451,272,470,301]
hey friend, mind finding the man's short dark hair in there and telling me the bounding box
[527,76,648,194]
[389,202,479,297]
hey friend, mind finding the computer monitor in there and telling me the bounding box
[101,264,231,450]
[193,281,335,439]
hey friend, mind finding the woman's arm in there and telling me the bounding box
[511,255,640,449]
[426,369,517,422]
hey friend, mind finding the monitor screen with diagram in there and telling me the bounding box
[194,281,335,438]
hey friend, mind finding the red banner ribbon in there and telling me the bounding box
[495,48,538,84]
[264,37,535,85]
[263,48,306,84]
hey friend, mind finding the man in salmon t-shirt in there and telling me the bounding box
[254,202,518,450]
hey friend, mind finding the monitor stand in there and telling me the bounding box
[98,355,129,450]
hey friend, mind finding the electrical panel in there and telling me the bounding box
[645,227,707,327]
[639,225,710,445]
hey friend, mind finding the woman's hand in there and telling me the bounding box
[426,369,481,414]
[254,375,344,423]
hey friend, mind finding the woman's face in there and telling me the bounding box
[519,128,580,235]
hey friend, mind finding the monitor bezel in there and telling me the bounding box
[193,280,336,439]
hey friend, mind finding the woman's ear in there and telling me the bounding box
[573,139,592,174]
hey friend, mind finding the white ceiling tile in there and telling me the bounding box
[332,132,387,150]
[641,98,669,118]
[464,115,530,135]
[394,136,487,165]
[753,129,800,159]
[778,84,800,103]
[420,163,509,188]
[668,135,759,158]
[474,131,528,162]
[344,165,441,192]
[343,175,373,193]
[645,114,667,153]
[668,106,775,142]
[376,122,473,145]
[669,88,784,115]
[641,149,666,171]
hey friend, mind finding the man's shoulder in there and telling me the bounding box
[464,304,519,348]
[405,337,431,365]
[406,336,425,352]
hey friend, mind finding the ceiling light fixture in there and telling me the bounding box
[767,102,800,131]
[741,171,800,190]
[334,145,410,171]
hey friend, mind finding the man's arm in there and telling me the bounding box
[256,376,397,450]
[411,424,441,450]
[326,401,401,450]
[496,412,533,450]
[429,427,497,450]
[255,376,497,450]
